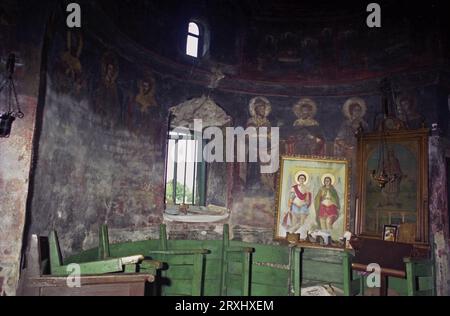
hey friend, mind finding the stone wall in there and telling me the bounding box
[429,136,450,296]
[0,0,48,296]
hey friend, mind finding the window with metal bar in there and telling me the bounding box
[165,130,206,206]
[186,22,200,58]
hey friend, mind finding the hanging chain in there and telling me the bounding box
[8,76,12,113]
[0,53,23,118]
[10,78,23,118]
[0,78,8,111]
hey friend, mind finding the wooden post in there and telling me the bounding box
[405,260,416,296]
[360,275,365,296]
[343,251,352,296]
[48,231,63,273]
[191,253,204,296]
[98,224,110,259]
[292,247,301,296]
[241,252,251,296]
[220,224,230,295]
[159,224,168,250]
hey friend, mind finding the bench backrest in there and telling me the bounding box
[350,237,415,272]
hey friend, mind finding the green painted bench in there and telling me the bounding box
[97,224,254,296]
[18,234,155,296]
[149,224,211,296]
[404,257,435,296]
[98,224,162,274]
[96,224,211,296]
[296,247,346,295]
[219,224,254,296]
[342,251,435,296]
[48,230,149,276]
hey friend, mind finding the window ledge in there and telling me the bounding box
[163,205,230,223]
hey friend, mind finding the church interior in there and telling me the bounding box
[1,0,450,297]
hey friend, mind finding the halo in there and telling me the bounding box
[396,94,417,113]
[343,97,367,120]
[101,51,118,73]
[293,98,317,117]
[321,173,336,186]
[137,71,156,90]
[294,171,309,185]
[396,94,414,105]
[249,96,271,118]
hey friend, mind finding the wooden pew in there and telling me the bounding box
[97,224,162,274]
[148,224,210,296]
[343,237,434,296]
[404,257,435,296]
[96,224,210,295]
[343,251,365,296]
[96,224,254,296]
[18,235,154,296]
[219,224,254,296]
[296,246,346,296]
[48,230,144,276]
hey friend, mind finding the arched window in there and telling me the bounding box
[186,22,200,58]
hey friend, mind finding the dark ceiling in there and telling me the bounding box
[219,0,443,22]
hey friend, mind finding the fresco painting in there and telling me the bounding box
[364,143,418,234]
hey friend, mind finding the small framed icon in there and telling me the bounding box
[383,225,398,242]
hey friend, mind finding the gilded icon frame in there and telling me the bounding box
[355,128,429,246]
[274,155,351,249]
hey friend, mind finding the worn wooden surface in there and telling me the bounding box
[404,257,435,296]
[150,224,210,296]
[98,224,111,260]
[343,247,435,296]
[220,224,254,296]
[18,235,155,296]
[49,230,152,276]
[97,225,162,274]
[30,274,152,296]
[350,237,423,271]
[300,247,345,291]
[234,241,291,296]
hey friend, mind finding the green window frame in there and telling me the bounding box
[165,129,206,206]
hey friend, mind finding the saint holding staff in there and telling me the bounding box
[315,174,341,231]
[283,171,312,232]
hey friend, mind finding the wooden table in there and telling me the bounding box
[27,273,154,296]
[18,234,155,296]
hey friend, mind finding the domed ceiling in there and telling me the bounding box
[95,0,449,85]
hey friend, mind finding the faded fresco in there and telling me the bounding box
[334,97,369,158]
[241,19,439,82]
[281,98,325,156]
[241,96,275,194]
[53,30,86,97]
[29,5,168,256]
[363,143,418,234]
[126,68,162,137]
[395,93,424,129]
